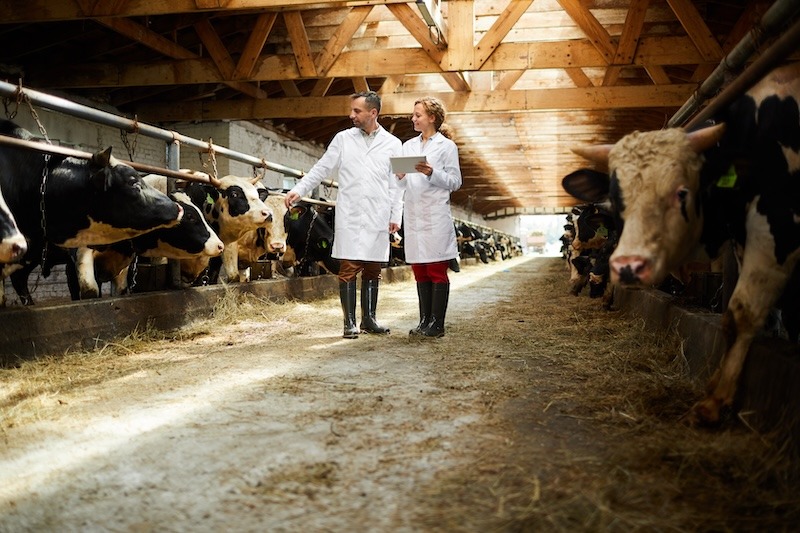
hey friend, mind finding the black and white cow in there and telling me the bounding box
[182,175,272,283]
[77,189,224,297]
[281,202,339,276]
[0,120,183,305]
[562,62,800,425]
[0,188,25,264]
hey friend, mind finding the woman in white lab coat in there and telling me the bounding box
[396,96,462,337]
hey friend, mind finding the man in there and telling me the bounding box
[284,91,402,339]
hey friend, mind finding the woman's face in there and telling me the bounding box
[411,103,434,133]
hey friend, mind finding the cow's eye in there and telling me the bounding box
[676,187,689,203]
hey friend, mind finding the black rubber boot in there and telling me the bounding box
[359,279,390,334]
[420,283,449,338]
[339,280,359,339]
[409,281,433,336]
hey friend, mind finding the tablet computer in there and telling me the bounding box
[391,156,427,174]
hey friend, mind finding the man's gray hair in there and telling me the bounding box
[352,91,381,114]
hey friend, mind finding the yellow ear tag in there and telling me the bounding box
[205,193,214,206]
[716,165,737,188]
[596,224,608,238]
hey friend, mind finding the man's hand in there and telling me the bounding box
[389,223,400,234]
[284,191,300,208]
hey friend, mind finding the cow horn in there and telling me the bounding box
[686,123,726,153]
[208,174,222,188]
[250,175,263,186]
[571,144,613,165]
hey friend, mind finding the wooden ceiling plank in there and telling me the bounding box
[666,0,723,62]
[379,74,404,95]
[279,79,302,97]
[283,11,317,78]
[494,70,525,91]
[556,0,616,62]
[612,0,649,65]
[441,71,471,92]
[444,0,474,71]
[474,0,533,68]
[564,67,593,88]
[386,3,445,62]
[134,84,695,121]
[193,17,267,98]
[95,16,196,60]
[0,0,412,22]
[28,36,707,89]
[309,77,334,97]
[315,5,373,77]
[232,12,277,80]
[351,77,369,93]
[644,64,671,85]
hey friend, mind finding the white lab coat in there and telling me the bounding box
[290,125,402,262]
[397,132,462,263]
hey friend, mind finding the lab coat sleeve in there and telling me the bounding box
[290,132,343,199]
[427,142,462,193]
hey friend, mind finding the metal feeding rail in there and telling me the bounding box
[0,80,305,179]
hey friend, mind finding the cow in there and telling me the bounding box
[0,120,183,305]
[77,189,224,297]
[562,62,800,426]
[181,175,272,283]
[281,201,339,276]
[0,188,26,264]
[233,190,289,282]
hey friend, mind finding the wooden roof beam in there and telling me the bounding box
[134,84,696,122]
[315,6,373,77]
[556,0,616,63]
[473,0,533,69]
[193,18,267,99]
[283,11,317,78]
[232,12,277,80]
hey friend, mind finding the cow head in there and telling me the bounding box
[0,189,26,263]
[566,124,725,286]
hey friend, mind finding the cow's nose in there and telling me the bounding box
[611,255,651,285]
[270,242,285,253]
[216,242,225,253]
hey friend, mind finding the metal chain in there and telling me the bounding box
[296,207,319,272]
[120,116,139,162]
[39,153,51,268]
[128,254,138,293]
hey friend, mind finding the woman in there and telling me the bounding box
[396,96,462,337]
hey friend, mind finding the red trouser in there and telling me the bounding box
[411,261,449,284]
[338,259,383,283]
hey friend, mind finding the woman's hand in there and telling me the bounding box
[415,162,433,176]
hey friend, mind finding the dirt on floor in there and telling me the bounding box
[0,256,798,533]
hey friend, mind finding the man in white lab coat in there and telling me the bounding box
[285,91,402,339]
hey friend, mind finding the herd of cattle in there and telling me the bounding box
[561,61,800,427]
[0,117,522,308]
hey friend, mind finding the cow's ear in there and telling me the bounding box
[90,147,113,169]
[562,169,610,203]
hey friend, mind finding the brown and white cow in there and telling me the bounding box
[563,62,800,425]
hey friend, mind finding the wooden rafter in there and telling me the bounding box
[473,0,533,69]
[315,6,372,77]
[283,11,316,78]
[667,0,723,62]
[556,0,616,63]
[232,12,277,80]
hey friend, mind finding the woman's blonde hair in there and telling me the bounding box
[415,96,453,139]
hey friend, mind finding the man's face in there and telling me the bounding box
[350,97,375,130]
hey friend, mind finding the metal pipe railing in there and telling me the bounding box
[0,80,305,178]
[668,0,800,128]
[0,134,215,183]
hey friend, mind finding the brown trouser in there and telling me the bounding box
[338,259,383,283]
